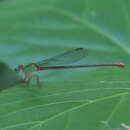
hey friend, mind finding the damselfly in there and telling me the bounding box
[14,48,125,86]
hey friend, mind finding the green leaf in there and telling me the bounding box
[0,0,129,130]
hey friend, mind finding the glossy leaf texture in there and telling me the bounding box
[0,0,130,130]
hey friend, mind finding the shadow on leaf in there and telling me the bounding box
[0,61,22,91]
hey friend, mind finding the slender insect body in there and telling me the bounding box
[14,48,125,86]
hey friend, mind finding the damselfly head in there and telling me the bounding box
[14,65,24,73]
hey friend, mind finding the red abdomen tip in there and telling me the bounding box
[116,63,125,67]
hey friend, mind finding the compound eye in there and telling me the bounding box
[14,67,20,73]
